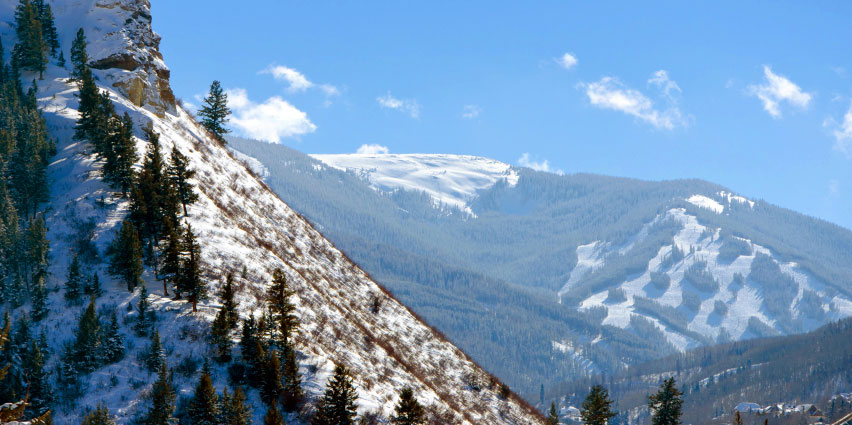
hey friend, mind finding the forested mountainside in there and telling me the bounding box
[549,317,852,425]
[228,137,852,398]
[0,1,545,424]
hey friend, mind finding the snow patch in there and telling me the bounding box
[686,194,724,214]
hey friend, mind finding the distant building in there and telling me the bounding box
[736,403,762,413]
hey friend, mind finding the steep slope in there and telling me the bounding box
[0,1,544,424]
[228,137,852,399]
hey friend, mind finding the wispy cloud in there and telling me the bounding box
[556,53,578,70]
[580,70,687,130]
[518,153,563,174]
[462,104,481,119]
[261,65,340,97]
[356,144,390,154]
[377,93,420,118]
[829,179,840,196]
[828,101,852,157]
[747,66,812,118]
[226,88,317,143]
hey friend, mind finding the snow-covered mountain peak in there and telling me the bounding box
[310,153,519,215]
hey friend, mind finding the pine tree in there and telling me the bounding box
[64,254,83,303]
[264,404,284,425]
[100,309,124,364]
[72,297,101,373]
[648,377,683,425]
[220,273,239,329]
[177,224,203,312]
[130,124,178,257]
[0,317,48,424]
[133,285,154,336]
[240,316,261,378]
[210,307,232,362]
[546,402,559,425]
[221,387,251,425]
[198,80,231,143]
[70,28,88,79]
[31,274,48,321]
[259,347,283,406]
[158,217,182,295]
[144,362,176,425]
[23,339,52,417]
[187,368,219,425]
[81,404,115,425]
[26,214,50,289]
[105,112,137,195]
[143,329,165,373]
[267,269,298,347]
[36,1,59,57]
[390,387,425,425]
[56,50,64,68]
[13,0,48,79]
[312,365,358,425]
[581,385,616,425]
[107,220,143,291]
[281,344,303,412]
[84,272,103,298]
[168,146,198,216]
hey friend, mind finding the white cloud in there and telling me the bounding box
[829,179,839,196]
[518,153,563,174]
[747,66,812,118]
[580,71,687,130]
[262,65,340,97]
[377,93,420,118]
[830,101,852,157]
[462,104,481,119]
[356,144,390,155]
[556,53,578,70]
[226,88,317,143]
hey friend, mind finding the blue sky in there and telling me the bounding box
[153,1,852,229]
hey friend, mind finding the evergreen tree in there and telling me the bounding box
[70,28,88,79]
[198,80,231,143]
[312,365,358,425]
[71,297,101,373]
[176,224,203,312]
[0,317,48,424]
[281,344,303,412]
[220,387,251,425]
[64,254,83,303]
[187,368,219,425]
[81,404,115,425]
[133,285,154,336]
[31,274,48,321]
[239,316,261,378]
[36,1,59,56]
[648,378,683,425]
[220,273,239,329]
[56,50,64,67]
[259,346,283,406]
[546,402,559,425]
[105,112,137,195]
[264,404,284,425]
[13,0,48,78]
[23,339,52,417]
[168,146,198,216]
[158,217,182,295]
[210,307,232,362]
[130,124,178,259]
[100,310,124,364]
[390,387,425,425]
[106,220,143,291]
[580,385,616,425]
[84,272,103,298]
[143,362,176,425]
[26,214,50,289]
[143,329,165,373]
[267,269,298,347]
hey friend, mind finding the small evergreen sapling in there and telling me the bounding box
[391,387,425,425]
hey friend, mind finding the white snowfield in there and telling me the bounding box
[3,1,544,424]
[311,153,519,216]
[571,207,852,352]
[686,191,756,215]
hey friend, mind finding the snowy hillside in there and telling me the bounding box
[311,153,519,216]
[0,1,544,424]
